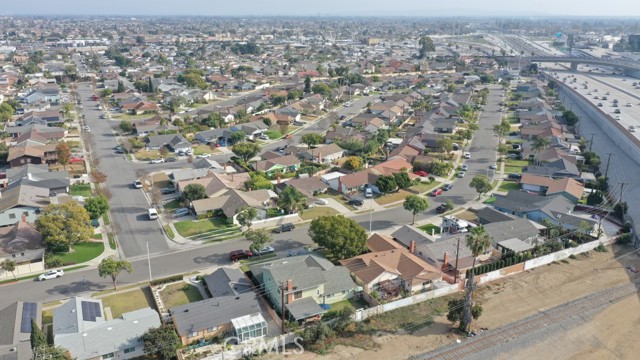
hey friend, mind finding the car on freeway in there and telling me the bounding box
[442,184,453,191]
[229,250,253,262]
[347,199,364,207]
[38,269,64,281]
[133,179,143,189]
[149,158,165,164]
[463,152,471,159]
[457,171,466,178]
[255,246,275,256]
[431,188,443,197]
[413,170,429,177]
[436,204,448,213]
[273,223,295,233]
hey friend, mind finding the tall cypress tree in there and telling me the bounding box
[30,318,47,349]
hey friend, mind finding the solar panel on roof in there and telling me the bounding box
[81,300,98,322]
[20,302,37,333]
[92,302,102,319]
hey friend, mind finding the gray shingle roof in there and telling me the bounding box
[285,298,326,321]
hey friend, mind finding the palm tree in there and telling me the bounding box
[461,225,493,331]
[532,136,551,165]
[277,186,307,215]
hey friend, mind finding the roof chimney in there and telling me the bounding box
[409,240,416,254]
[442,252,450,270]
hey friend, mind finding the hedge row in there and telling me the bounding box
[466,253,532,277]
[149,274,183,286]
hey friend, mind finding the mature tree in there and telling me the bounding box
[272,95,287,106]
[492,120,511,144]
[393,172,412,189]
[278,186,307,214]
[375,175,397,194]
[117,80,125,93]
[461,226,492,331]
[403,195,429,225]
[232,142,261,163]
[182,184,207,202]
[202,112,224,128]
[119,120,134,133]
[1,259,16,280]
[301,133,324,149]
[230,131,246,144]
[246,173,273,190]
[168,96,186,113]
[288,89,303,101]
[436,137,453,153]
[418,36,435,59]
[312,83,332,97]
[141,326,180,360]
[304,76,312,93]
[32,345,72,360]
[0,102,15,122]
[308,215,368,260]
[30,319,47,350]
[343,156,362,172]
[36,202,93,253]
[236,207,257,229]
[84,195,110,220]
[60,103,74,121]
[447,298,483,330]
[89,170,108,185]
[98,256,133,289]
[56,142,71,170]
[246,229,273,257]
[497,144,510,160]
[469,175,493,199]
[532,136,551,165]
[101,88,112,98]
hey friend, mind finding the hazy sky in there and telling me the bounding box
[3,0,640,17]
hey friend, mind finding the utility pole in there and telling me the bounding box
[604,153,614,180]
[280,282,286,335]
[453,237,461,283]
[588,133,596,152]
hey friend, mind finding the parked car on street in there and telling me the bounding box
[461,164,469,171]
[149,158,165,164]
[464,152,471,159]
[38,269,64,281]
[457,171,466,178]
[431,188,443,197]
[133,180,143,189]
[489,163,497,169]
[442,184,453,191]
[436,204,448,213]
[229,250,252,262]
[273,223,295,233]
[166,157,177,162]
[255,246,275,256]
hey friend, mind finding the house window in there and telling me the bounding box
[294,291,302,299]
[188,331,198,338]
[124,347,135,354]
[207,326,218,332]
[102,353,115,359]
[8,214,15,219]
[23,211,29,217]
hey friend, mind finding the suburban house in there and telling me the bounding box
[299,143,345,164]
[518,173,584,203]
[121,101,160,115]
[275,177,328,200]
[493,190,596,232]
[176,171,249,199]
[0,216,44,279]
[274,106,301,123]
[0,184,50,227]
[14,110,63,127]
[146,134,192,153]
[522,159,581,179]
[238,120,269,139]
[340,234,443,298]
[336,170,379,194]
[7,143,58,167]
[250,255,359,323]
[4,124,65,140]
[23,84,60,104]
[170,268,267,345]
[252,155,301,176]
[190,189,275,222]
[133,115,177,136]
[53,297,160,360]
[0,301,42,360]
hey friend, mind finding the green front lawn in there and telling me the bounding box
[504,159,530,175]
[69,184,92,197]
[300,207,339,221]
[498,181,520,192]
[159,283,203,309]
[409,181,441,194]
[163,199,182,211]
[192,144,213,156]
[57,242,104,265]
[99,287,155,318]
[163,225,175,240]
[174,218,231,237]
[265,130,283,139]
[418,224,441,235]
[483,196,497,205]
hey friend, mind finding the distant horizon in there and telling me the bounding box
[2,0,640,17]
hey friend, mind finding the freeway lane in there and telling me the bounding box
[0,85,504,309]
[77,84,173,257]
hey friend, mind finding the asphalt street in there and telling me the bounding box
[0,86,504,309]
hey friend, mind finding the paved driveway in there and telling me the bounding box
[77,84,171,258]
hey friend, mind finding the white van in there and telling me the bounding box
[148,208,158,220]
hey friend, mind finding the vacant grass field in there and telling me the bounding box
[498,181,520,192]
[364,296,450,333]
[58,242,104,265]
[159,283,203,309]
[99,287,156,318]
[174,218,231,237]
[300,207,339,220]
[418,224,441,235]
[69,183,92,197]
[376,189,413,206]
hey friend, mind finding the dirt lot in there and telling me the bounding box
[273,244,640,360]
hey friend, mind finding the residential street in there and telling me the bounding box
[0,85,504,309]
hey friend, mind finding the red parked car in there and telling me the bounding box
[430,188,443,197]
[229,250,252,262]
[413,170,429,177]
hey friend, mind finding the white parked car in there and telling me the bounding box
[197,153,211,159]
[259,134,269,140]
[489,163,498,170]
[461,164,469,171]
[133,180,143,189]
[149,158,165,164]
[39,269,64,281]
[463,152,471,159]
